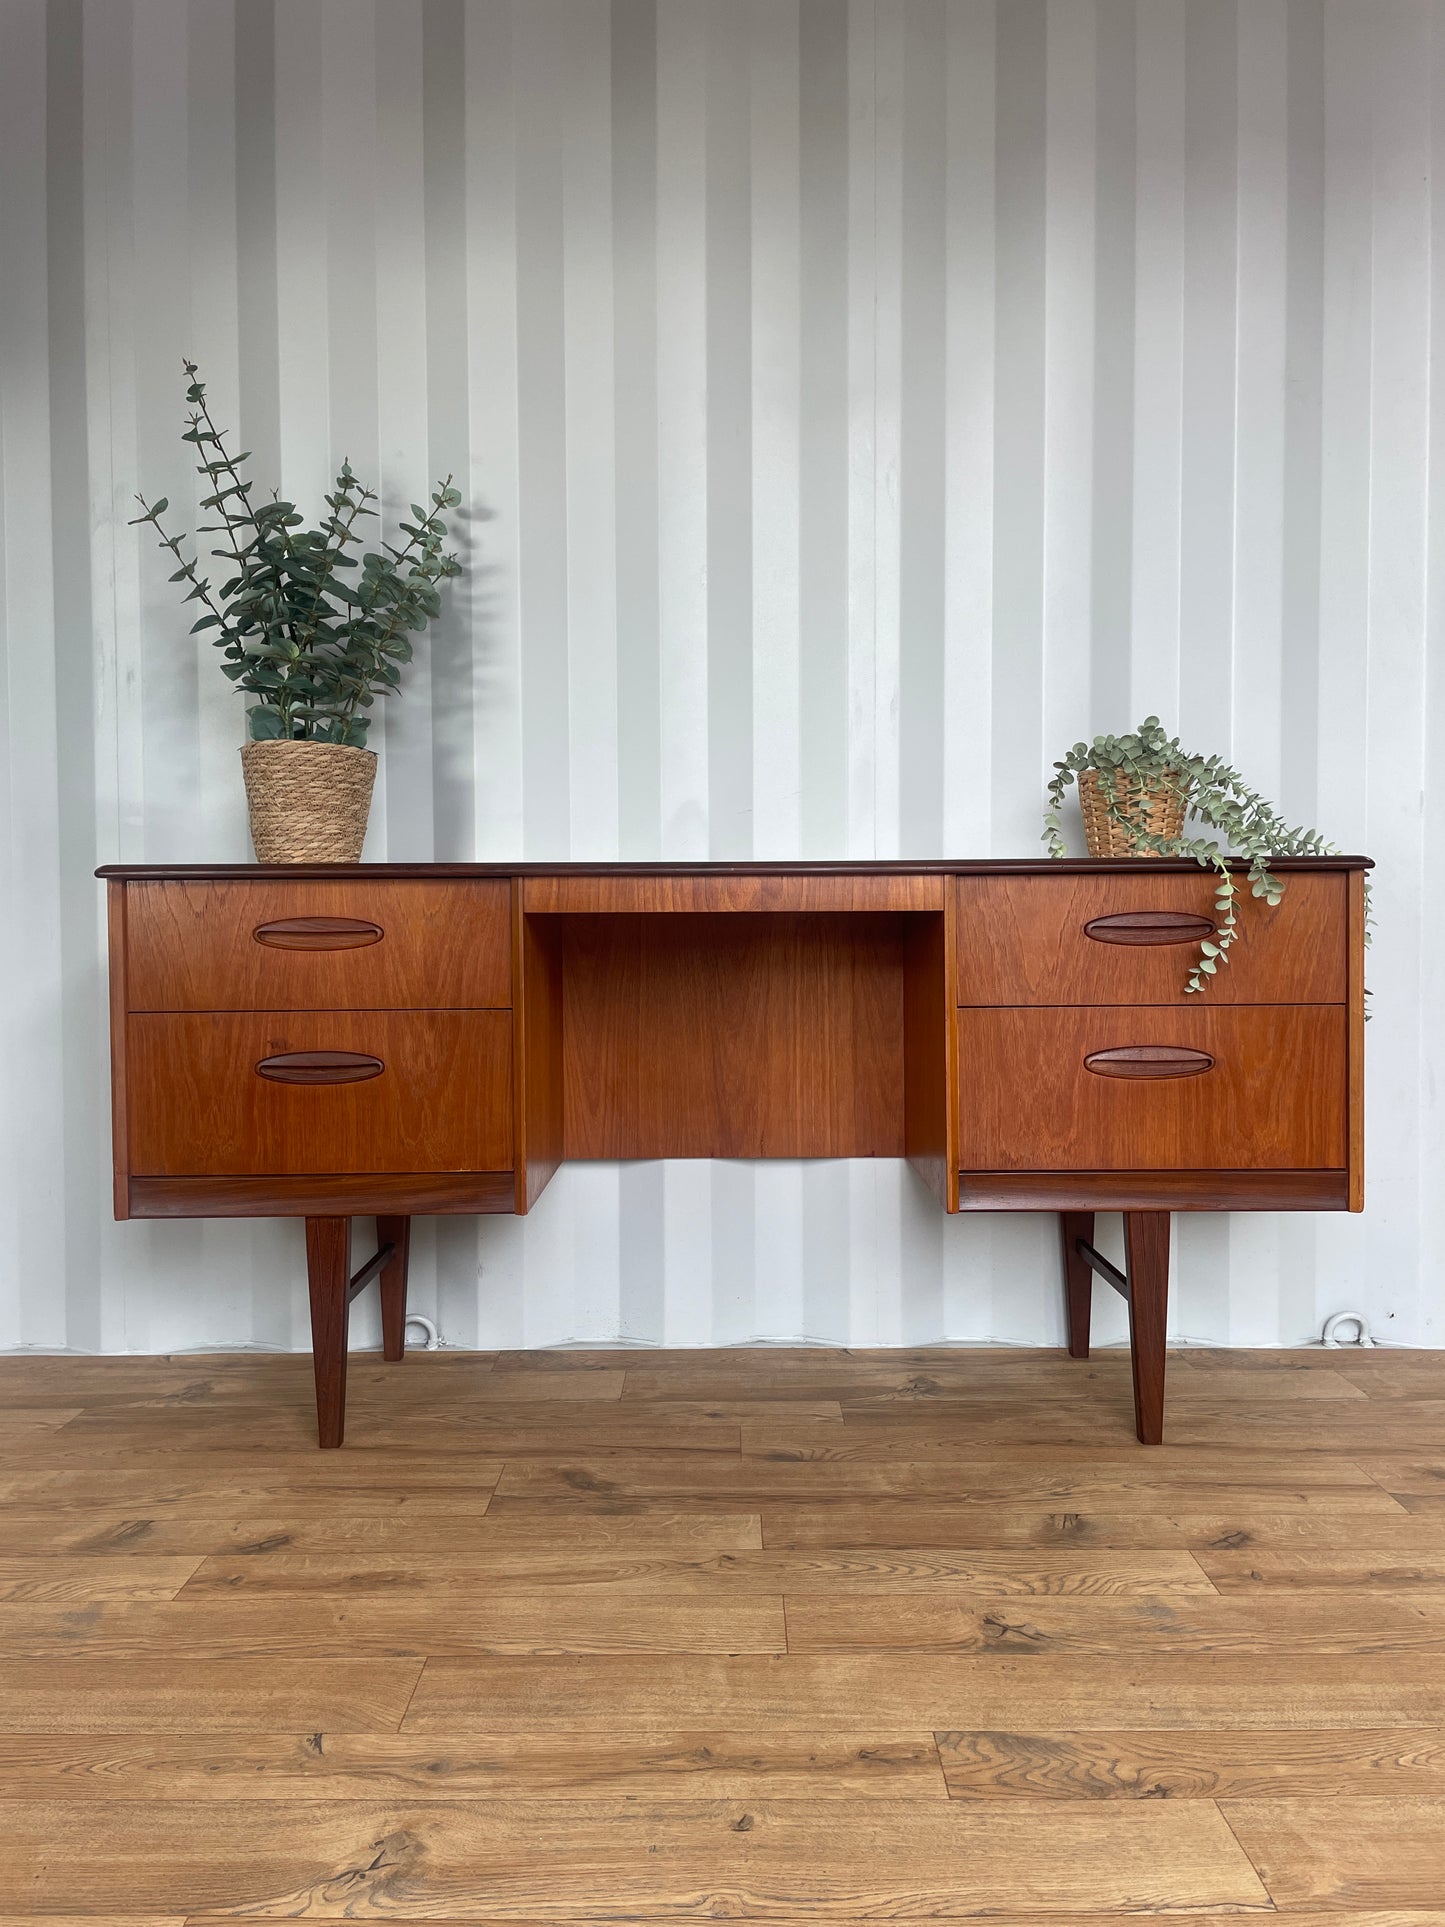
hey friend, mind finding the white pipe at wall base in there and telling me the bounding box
[403,1314,440,1351]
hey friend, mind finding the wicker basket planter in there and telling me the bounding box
[240,741,377,863]
[1078,765,1185,858]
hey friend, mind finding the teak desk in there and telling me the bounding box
[99,858,1370,1447]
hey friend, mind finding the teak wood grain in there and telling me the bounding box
[957,869,1349,1005]
[956,1004,1346,1170]
[106,880,130,1219]
[901,907,958,1209]
[125,1172,515,1217]
[513,889,564,1213]
[956,1168,1351,1209]
[122,877,513,1010]
[98,860,1372,1453]
[1348,866,1368,1210]
[305,1216,353,1448]
[127,1010,513,1174]
[1124,1210,1170,1444]
[99,855,1373,878]
[525,871,946,913]
[560,912,909,1159]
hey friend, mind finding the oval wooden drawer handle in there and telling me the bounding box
[255,1050,385,1085]
[1085,1044,1215,1080]
[253,916,384,950]
[1083,910,1215,946]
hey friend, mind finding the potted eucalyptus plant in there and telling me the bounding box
[1043,717,1359,996]
[132,361,462,862]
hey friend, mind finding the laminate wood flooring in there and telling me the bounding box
[1,1342,1442,1918]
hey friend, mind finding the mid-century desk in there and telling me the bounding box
[99,858,1369,1447]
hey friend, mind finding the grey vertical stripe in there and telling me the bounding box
[514,0,571,859]
[798,0,849,856]
[0,0,1438,1351]
[705,2,753,858]
[235,0,281,485]
[48,0,103,1348]
[422,0,472,859]
[898,0,946,855]
[1178,0,1238,751]
[1089,0,1135,730]
[991,0,1046,853]
[1280,0,1325,820]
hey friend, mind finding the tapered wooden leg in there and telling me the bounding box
[1060,1211,1095,1359]
[1124,1210,1170,1445]
[305,1216,351,1449]
[377,1215,411,1363]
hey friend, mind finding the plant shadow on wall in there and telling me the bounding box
[131,360,464,862]
[428,497,504,856]
[1043,716,1371,1003]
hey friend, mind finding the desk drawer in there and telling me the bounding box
[123,879,512,1011]
[128,1010,513,1174]
[956,872,1347,1005]
[957,1005,1345,1171]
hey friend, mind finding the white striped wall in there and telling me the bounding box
[1,0,1439,1353]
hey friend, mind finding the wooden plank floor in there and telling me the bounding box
[1,1344,1443,1919]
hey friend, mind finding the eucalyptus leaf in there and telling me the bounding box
[134,360,464,748]
[1043,714,1367,1003]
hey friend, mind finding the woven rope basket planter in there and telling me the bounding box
[1078,765,1186,858]
[240,741,377,863]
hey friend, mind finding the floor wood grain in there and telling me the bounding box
[782,1591,1445,1656]
[402,1650,1445,1731]
[0,1731,951,1801]
[0,1918,185,1927]
[0,1595,787,1658]
[6,1798,1269,1914]
[1223,1795,1445,1906]
[174,1917,1445,1927]
[0,1342,1440,1916]
[935,1726,1445,1799]
[176,1546,1215,1596]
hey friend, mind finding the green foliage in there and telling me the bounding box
[131,361,462,748]
[1043,716,1370,998]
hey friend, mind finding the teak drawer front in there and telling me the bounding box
[127,1011,513,1174]
[956,871,1347,1005]
[956,1005,1346,1171]
[123,879,512,1011]
[525,873,944,913]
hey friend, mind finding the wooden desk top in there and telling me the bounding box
[98,856,1373,880]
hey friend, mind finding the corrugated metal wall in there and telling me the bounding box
[1,0,1439,1354]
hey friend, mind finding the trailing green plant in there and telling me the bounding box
[131,360,462,747]
[1043,716,1366,997]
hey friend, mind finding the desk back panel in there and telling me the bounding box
[558,912,911,1159]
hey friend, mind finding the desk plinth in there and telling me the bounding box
[99,858,1370,1446]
